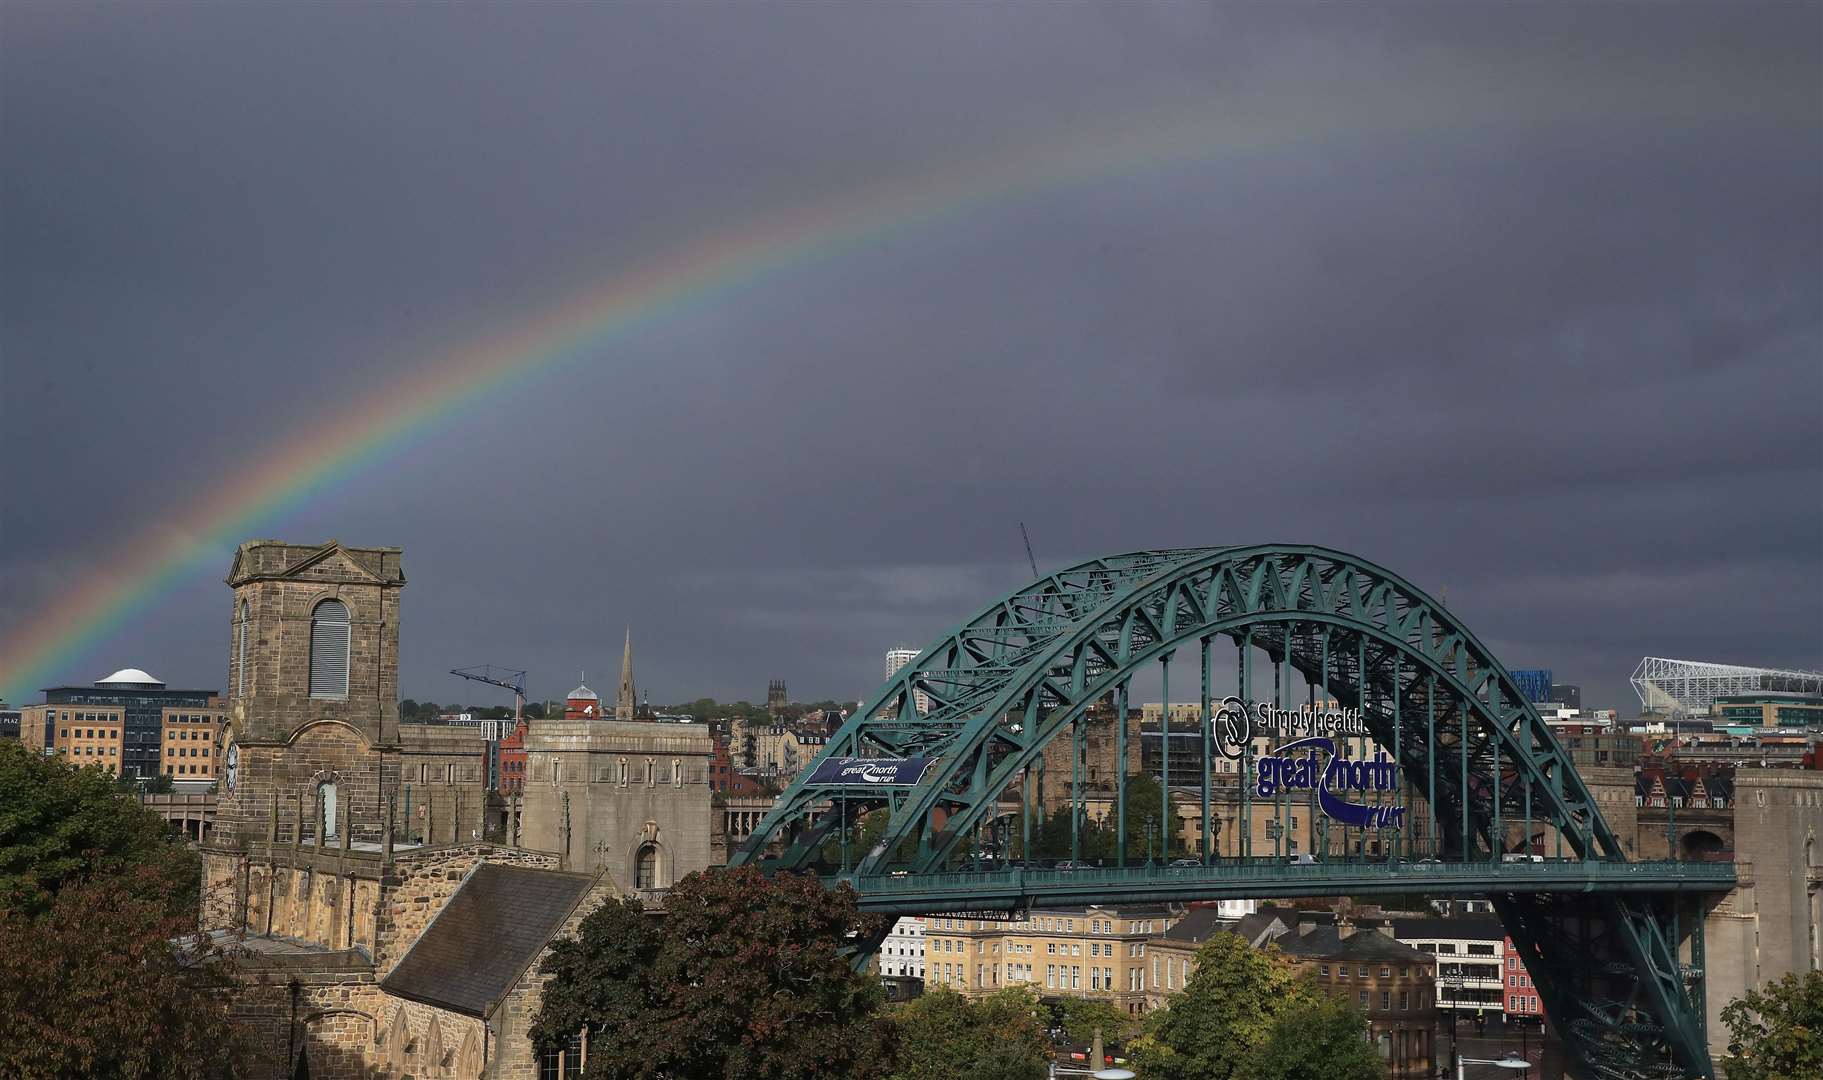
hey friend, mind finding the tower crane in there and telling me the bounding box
[448,665,527,725]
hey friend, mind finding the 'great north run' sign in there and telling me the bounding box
[1211,696,1406,829]
[807,756,935,786]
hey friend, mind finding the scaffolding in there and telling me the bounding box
[1630,657,1823,716]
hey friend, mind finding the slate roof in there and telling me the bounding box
[1275,924,1432,964]
[379,863,599,1018]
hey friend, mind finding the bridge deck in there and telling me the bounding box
[837,859,1736,915]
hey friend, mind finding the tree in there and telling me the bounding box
[0,867,245,1078]
[531,898,664,1076]
[1254,994,1386,1080]
[1722,971,1823,1080]
[1055,995,1132,1049]
[1130,932,1314,1080]
[534,866,893,1079]
[887,986,1049,1080]
[0,740,198,918]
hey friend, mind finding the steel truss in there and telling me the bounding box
[731,546,1720,1079]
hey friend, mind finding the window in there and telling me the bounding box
[1338,965,1348,979]
[236,599,249,698]
[1400,990,1410,1011]
[1071,967,1080,989]
[1359,991,1368,1008]
[1380,991,1390,1011]
[635,844,660,890]
[308,599,351,699]
[1048,965,1056,988]
[1358,964,1368,977]
[1381,966,1391,978]
[1320,965,1330,977]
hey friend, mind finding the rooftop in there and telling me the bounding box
[98,667,163,687]
[379,863,599,1018]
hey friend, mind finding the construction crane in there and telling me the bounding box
[448,665,527,724]
[1019,522,1039,578]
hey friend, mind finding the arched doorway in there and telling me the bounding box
[1681,830,1724,859]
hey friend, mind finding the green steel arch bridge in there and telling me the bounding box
[729,546,1733,1080]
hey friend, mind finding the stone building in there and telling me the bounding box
[1276,912,1437,1080]
[212,540,489,848]
[516,717,714,889]
[200,538,708,1077]
[922,904,1179,1015]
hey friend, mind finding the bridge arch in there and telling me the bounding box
[731,545,1725,1080]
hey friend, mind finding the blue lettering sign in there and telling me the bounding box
[1254,737,1407,830]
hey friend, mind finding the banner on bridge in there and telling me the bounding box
[807,756,935,786]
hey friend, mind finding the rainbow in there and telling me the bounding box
[0,77,1751,699]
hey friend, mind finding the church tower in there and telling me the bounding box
[616,628,636,723]
[217,539,404,844]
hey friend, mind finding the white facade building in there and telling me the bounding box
[885,648,931,715]
[1391,916,1509,1018]
[880,916,926,979]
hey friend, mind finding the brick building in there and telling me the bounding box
[20,699,125,773]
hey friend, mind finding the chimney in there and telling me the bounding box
[1297,913,1319,936]
[1375,923,1397,940]
[1337,919,1357,940]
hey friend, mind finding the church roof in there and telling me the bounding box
[379,863,598,1019]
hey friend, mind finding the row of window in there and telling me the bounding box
[60,728,119,740]
[164,764,211,776]
[1508,994,1539,1013]
[1320,964,1413,980]
[166,747,210,758]
[166,728,218,740]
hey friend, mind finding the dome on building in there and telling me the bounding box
[98,667,164,687]
[567,683,598,701]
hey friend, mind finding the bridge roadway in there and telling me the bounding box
[832,858,1736,916]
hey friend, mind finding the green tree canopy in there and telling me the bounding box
[534,866,892,1079]
[1722,971,1823,1080]
[1131,932,1315,1080]
[1253,993,1386,1080]
[0,739,198,918]
[886,986,1050,1080]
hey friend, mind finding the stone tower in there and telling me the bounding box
[767,679,788,716]
[616,628,636,723]
[216,540,405,844]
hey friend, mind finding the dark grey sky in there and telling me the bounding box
[3,3,1818,712]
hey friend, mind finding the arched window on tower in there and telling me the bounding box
[308,599,350,699]
[635,843,660,890]
[236,600,249,699]
[319,781,339,840]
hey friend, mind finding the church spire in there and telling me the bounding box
[616,626,636,722]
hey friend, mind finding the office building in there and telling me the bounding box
[30,668,218,780]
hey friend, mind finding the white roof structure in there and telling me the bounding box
[1630,657,1823,716]
[98,667,163,687]
[567,682,599,701]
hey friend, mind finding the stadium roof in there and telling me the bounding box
[1631,657,1823,715]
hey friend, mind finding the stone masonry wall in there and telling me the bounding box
[488,874,623,1080]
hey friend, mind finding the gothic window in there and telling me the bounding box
[236,600,249,698]
[308,599,350,699]
[635,843,660,890]
[319,782,338,838]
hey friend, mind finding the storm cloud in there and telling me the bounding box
[2,3,1818,710]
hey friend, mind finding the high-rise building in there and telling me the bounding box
[885,648,930,714]
[1509,669,1554,705]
